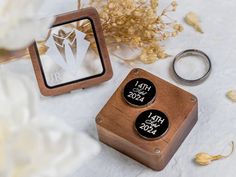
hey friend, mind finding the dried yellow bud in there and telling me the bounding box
[171,1,177,7]
[171,31,177,37]
[108,3,115,8]
[194,142,234,166]
[151,0,159,11]
[173,24,184,32]
[184,11,203,33]
[195,153,223,166]
[157,52,167,59]
[226,90,236,102]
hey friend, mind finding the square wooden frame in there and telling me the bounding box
[29,8,113,96]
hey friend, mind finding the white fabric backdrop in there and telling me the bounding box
[2,0,236,176]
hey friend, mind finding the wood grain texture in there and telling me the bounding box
[29,8,113,96]
[0,49,27,64]
[96,68,198,171]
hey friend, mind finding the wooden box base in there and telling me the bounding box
[96,68,198,171]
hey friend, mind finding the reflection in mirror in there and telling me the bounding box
[36,19,104,87]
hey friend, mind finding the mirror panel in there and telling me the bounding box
[36,18,104,87]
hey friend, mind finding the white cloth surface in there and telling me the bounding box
[2,0,236,176]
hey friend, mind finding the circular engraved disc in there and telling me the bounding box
[123,78,156,107]
[135,110,169,140]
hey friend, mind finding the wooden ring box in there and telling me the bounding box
[29,8,113,96]
[96,68,198,171]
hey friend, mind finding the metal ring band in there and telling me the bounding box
[172,49,212,85]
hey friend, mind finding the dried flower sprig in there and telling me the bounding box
[83,0,183,64]
[194,141,234,166]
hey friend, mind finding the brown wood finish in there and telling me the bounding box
[29,8,113,96]
[0,49,27,64]
[96,68,198,171]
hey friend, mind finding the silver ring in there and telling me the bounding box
[172,49,212,85]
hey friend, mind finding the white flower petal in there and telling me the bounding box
[0,0,54,50]
[0,69,36,122]
[0,70,100,177]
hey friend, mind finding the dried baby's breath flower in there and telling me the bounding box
[226,90,236,102]
[82,0,183,64]
[185,11,203,33]
[194,141,234,166]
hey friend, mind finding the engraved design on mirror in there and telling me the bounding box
[36,19,104,87]
[47,28,90,73]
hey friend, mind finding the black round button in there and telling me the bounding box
[135,110,169,140]
[123,78,156,107]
